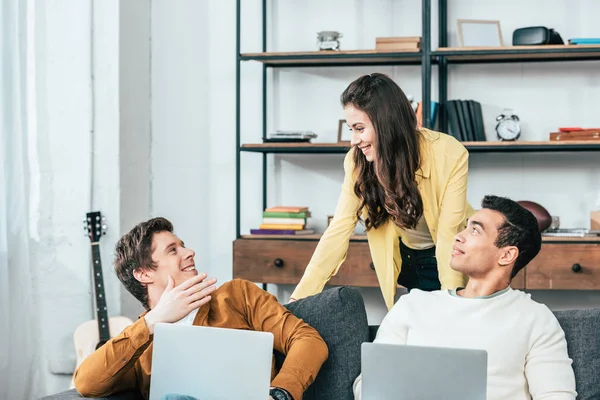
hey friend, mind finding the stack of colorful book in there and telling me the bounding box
[250,206,314,235]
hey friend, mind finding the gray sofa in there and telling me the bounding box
[41,287,600,400]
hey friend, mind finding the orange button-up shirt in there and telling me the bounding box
[74,279,328,400]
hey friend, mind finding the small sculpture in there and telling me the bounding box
[317,31,342,51]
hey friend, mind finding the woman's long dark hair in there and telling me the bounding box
[341,73,423,230]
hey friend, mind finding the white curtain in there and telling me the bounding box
[0,0,43,399]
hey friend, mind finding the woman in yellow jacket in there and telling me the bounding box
[290,73,475,310]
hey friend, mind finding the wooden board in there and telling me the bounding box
[233,239,378,287]
[436,45,600,61]
[241,141,600,150]
[233,238,525,289]
[242,143,348,149]
[241,234,367,241]
[541,236,600,243]
[512,268,525,290]
[526,243,600,289]
[461,140,599,147]
[240,49,421,65]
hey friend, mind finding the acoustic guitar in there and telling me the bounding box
[71,211,133,388]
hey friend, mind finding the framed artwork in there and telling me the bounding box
[457,19,504,47]
[337,119,351,143]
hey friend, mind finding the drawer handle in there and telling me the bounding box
[369,262,375,271]
[274,258,285,268]
[571,263,582,273]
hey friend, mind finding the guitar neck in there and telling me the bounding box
[91,242,110,343]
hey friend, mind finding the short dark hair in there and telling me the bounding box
[481,195,541,279]
[114,217,173,310]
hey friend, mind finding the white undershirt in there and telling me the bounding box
[354,288,576,400]
[395,215,434,250]
[174,309,199,326]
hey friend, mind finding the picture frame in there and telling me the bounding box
[457,19,504,47]
[337,119,351,143]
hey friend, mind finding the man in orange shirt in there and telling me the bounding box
[73,217,328,400]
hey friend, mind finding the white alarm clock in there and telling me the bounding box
[495,110,521,141]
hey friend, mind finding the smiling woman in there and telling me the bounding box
[290,73,476,310]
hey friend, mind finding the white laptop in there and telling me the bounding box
[361,342,487,400]
[150,323,274,400]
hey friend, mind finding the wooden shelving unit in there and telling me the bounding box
[433,45,600,63]
[241,234,367,241]
[241,233,600,243]
[240,141,600,154]
[239,49,422,67]
[234,1,600,291]
[461,141,600,153]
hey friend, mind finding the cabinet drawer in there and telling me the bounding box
[526,244,600,289]
[233,239,379,287]
[511,268,525,290]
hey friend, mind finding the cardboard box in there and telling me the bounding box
[592,211,600,230]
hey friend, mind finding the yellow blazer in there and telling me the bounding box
[291,128,475,310]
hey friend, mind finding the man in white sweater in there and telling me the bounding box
[354,195,576,400]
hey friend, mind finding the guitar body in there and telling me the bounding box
[73,316,134,369]
[71,211,134,389]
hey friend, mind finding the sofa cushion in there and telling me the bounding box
[39,389,142,400]
[282,286,369,400]
[554,308,600,400]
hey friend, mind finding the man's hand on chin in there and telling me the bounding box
[144,273,217,334]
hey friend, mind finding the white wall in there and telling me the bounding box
[149,0,212,282]
[147,0,600,324]
[33,0,122,395]
[119,0,152,319]
[149,0,238,289]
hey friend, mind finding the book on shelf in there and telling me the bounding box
[375,36,421,51]
[259,223,305,230]
[263,131,318,143]
[249,205,313,236]
[250,229,315,235]
[549,128,600,141]
[446,99,486,142]
[262,217,307,225]
[568,38,600,45]
[263,211,311,218]
[264,206,309,213]
[416,101,438,128]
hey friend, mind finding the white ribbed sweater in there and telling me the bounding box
[354,288,576,400]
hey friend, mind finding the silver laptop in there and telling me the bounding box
[361,343,487,400]
[150,323,274,400]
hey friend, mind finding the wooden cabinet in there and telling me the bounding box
[233,238,600,291]
[511,268,525,290]
[526,243,600,290]
[233,239,379,287]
